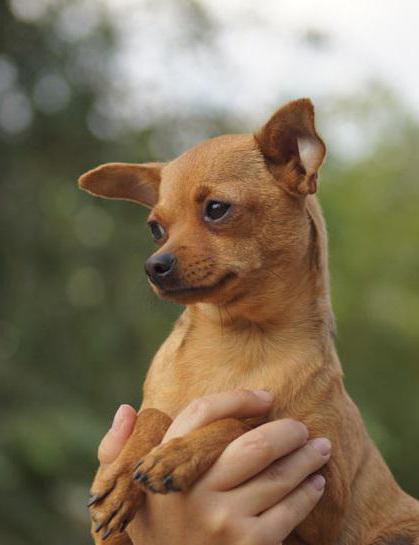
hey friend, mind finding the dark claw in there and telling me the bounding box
[163,475,180,492]
[120,519,129,533]
[137,473,148,484]
[95,522,105,533]
[148,484,157,493]
[88,494,100,507]
[103,528,113,540]
[96,508,118,534]
[88,484,115,507]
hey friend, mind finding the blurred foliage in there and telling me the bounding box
[0,1,418,544]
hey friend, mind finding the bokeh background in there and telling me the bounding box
[1,1,418,543]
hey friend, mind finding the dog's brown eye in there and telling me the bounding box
[148,221,166,242]
[204,201,231,222]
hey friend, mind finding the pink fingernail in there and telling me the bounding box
[310,438,332,456]
[111,405,127,432]
[310,474,326,491]
[253,390,274,403]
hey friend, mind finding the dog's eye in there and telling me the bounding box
[148,221,166,242]
[204,201,231,222]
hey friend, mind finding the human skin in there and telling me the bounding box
[97,390,331,545]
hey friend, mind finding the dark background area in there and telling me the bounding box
[1,2,418,544]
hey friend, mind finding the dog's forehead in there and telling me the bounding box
[158,134,266,205]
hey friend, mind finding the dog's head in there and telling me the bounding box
[79,99,326,308]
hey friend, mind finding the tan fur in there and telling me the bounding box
[80,99,419,545]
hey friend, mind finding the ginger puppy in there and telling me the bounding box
[79,99,419,545]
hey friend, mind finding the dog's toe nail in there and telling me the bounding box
[148,484,157,493]
[103,528,113,540]
[88,494,100,507]
[95,521,105,533]
[134,470,148,483]
[163,475,180,492]
[120,519,129,533]
[163,475,175,491]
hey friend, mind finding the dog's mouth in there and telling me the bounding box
[156,272,237,300]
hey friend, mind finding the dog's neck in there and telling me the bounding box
[190,260,335,359]
[182,280,341,404]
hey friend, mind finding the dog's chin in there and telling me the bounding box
[150,272,237,304]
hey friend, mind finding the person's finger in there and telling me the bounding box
[98,404,137,466]
[163,389,273,441]
[224,438,331,515]
[202,419,308,490]
[251,474,326,545]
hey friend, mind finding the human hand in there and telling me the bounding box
[97,391,330,545]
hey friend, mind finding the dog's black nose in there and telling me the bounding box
[145,252,177,282]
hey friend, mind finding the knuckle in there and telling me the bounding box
[234,388,255,404]
[205,507,259,545]
[186,397,212,421]
[280,418,309,442]
[296,487,317,516]
[97,444,104,462]
[207,507,234,535]
[299,483,314,504]
[284,485,317,523]
[237,533,260,545]
[302,479,320,501]
[238,429,273,459]
[283,496,311,531]
[263,459,287,482]
[278,502,299,529]
[241,522,272,545]
[97,441,109,464]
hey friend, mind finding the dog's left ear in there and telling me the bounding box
[78,162,163,208]
[255,98,326,195]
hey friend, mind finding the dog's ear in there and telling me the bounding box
[78,162,163,208]
[255,98,326,195]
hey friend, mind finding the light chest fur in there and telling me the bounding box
[142,307,334,419]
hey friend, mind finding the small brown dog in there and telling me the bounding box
[79,99,419,545]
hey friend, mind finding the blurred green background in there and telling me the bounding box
[1,1,418,544]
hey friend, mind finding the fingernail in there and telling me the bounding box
[310,474,326,491]
[111,405,127,432]
[253,390,274,403]
[310,438,331,456]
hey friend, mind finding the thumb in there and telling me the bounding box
[98,404,137,466]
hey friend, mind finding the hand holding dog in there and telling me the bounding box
[97,390,330,545]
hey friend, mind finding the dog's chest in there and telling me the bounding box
[141,317,305,418]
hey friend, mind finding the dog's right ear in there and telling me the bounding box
[255,99,326,196]
[78,162,163,208]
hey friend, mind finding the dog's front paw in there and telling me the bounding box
[89,462,144,541]
[133,436,203,494]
